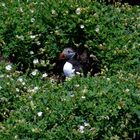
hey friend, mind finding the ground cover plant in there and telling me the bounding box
[0,0,140,139]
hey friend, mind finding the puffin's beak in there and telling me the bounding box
[59,53,66,60]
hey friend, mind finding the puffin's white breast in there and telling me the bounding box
[63,62,75,77]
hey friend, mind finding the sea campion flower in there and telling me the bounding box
[17,77,23,82]
[31,18,35,23]
[34,87,39,91]
[31,69,38,76]
[30,51,34,55]
[2,3,6,7]
[81,96,86,99]
[30,35,36,39]
[79,125,84,133]
[37,112,43,117]
[95,27,100,33]
[51,9,56,15]
[42,73,48,78]
[5,65,12,71]
[125,89,130,92]
[80,24,85,29]
[76,8,81,15]
[84,122,90,127]
[19,7,23,13]
[16,88,20,92]
[16,35,24,40]
[36,41,41,46]
[33,59,39,64]
[30,9,34,13]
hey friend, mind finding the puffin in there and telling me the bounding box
[59,48,82,77]
[58,47,101,78]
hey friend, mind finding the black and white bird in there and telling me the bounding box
[58,47,101,78]
[59,48,82,77]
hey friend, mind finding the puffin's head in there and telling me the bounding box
[59,48,76,60]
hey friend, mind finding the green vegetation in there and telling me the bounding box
[0,0,140,139]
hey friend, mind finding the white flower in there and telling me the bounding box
[42,73,48,78]
[80,25,84,29]
[17,77,23,82]
[22,82,25,85]
[41,60,45,65]
[70,94,74,97]
[33,59,39,64]
[30,35,36,39]
[0,74,4,78]
[51,9,56,15]
[79,125,84,133]
[95,27,99,33]
[125,89,130,92]
[16,88,20,92]
[30,9,34,13]
[34,87,39,91]
[0,86,2,90]
[75,84,80,88]
[76,8,81,15]
[30,51,34,55]
[107,78,110,81]
[81,96,86,99]
[16,35,24,40]
[19,7,23,13]
[5,65,12,71]
[31,69,38,76]
[84,122,90,127]
[6,75,10,78]
[36,41,41,46]
[31,18,35,23]
[28,87,39,93]
[37,112,43,117]
[2,3,6,7]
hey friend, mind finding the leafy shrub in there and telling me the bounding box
[0,61,140,139]
[0,0,140,139]
[0,0,139,75]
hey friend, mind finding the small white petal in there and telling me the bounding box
[84,122,90,127]
[80,25,84,29]
[22,82,25,85]
[30,51,34,55]
[36,41,41,46]
[79,125,84,133]
[2,3,6,7]
[17,77,23,82]
[95,27,99,33]
[31,18,35,23]
[37,112,43,117]
[42,73,48,78]
[16,88,20,92]
[34,87,39,91]
[30,35,36,39]
[76,8,81,15]
[31,69,38,76]
[125,89,130,92]
[81,96,86,99]
[51,9,56,15]
[5,65,12,71]
[33,59,39,64]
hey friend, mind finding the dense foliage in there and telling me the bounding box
[0,0,140,139]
